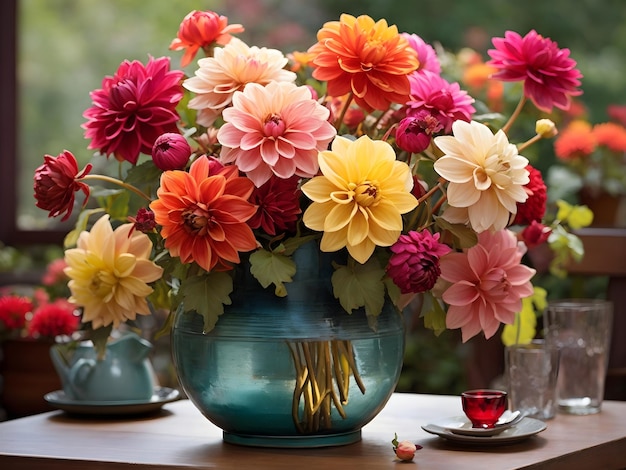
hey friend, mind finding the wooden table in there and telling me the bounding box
[0,393,625,469]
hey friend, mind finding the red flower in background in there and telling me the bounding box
[27,299,79,339]
[0,296,33,332]
[514,165,547,225]
[170,10,244,67]
[83,56,184,165]
[33,150,92,222]
[488,30,583,112]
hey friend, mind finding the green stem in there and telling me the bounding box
[79,174,152,203]
[502,95,527,135]
[334,92,354,131]
[517,133,542,153]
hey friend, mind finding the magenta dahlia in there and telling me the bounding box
[406,70,475,134]
[487,30,583,112]
[83,56,184,165]
[386,230,451,294]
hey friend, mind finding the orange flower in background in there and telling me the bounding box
[170,10,244,67]
[150,156,258,272]
[307,14,418,112]
[592,122,626,152]
[554,120,597,160]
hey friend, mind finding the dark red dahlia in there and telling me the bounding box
[33,150,92,221]
[247,175,301,236]
[83,56,184,165]
[514,165,547,226]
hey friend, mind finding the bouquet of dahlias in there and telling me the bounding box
[33,11,588,427]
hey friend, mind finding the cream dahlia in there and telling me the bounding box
[183,38,297,127]
[433,120,530,232]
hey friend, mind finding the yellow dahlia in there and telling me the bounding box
[64,214,164,329]
[302,135,418,264]
[307,14,418,112]
[433,120,530,232]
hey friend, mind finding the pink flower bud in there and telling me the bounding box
[394,440,417,461]
[152,133,192,170]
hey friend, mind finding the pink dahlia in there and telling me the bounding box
[217,81,337,187]
[395,112,443,154]
[248,175,302,236]
[402,33,441,75]
[406,70,475,134]
[387,230,451,294]
[487,30,583,112]
[440,229,536,342]
[513,165,547,225]
[83,56,184,165]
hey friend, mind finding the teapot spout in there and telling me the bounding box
[49,344,75,395]
[112,332,153,362]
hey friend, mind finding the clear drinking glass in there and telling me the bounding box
[505,340,560,420]
[545,299,613,415]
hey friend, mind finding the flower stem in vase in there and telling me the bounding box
[288,339,366,433]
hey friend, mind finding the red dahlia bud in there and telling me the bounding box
[152,133,192,171]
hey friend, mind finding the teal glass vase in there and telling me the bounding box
[171,244,405,448]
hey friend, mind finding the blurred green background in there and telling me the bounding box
[14,0,625,394]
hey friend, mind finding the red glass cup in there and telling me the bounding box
[461,389,508,428]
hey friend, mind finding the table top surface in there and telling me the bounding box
[0,393,625,470]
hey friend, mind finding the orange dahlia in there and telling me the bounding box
[150,156,258,272]
[307,14,418,112]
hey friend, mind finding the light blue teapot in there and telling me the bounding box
[50,332,156,402]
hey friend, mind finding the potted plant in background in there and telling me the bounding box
[32,11,588,445]
[0,259,79,419]
[547,108,626,227]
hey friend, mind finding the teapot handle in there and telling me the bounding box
[69,357,97,388]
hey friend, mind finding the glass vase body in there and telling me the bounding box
[171,244,405,448]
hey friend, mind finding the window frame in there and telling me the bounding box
[1,0,66,246]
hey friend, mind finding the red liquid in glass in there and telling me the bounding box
[461,390,507,428]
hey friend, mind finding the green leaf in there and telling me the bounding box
[280,235,319,257]
[434,217,478,249]
[179,272,233,333]
[124,160,163,197]
[249,249,296,297]
[89,324,113,360]
[63,208,105,248]
[422,293,447,336]
[331,257,386,319]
